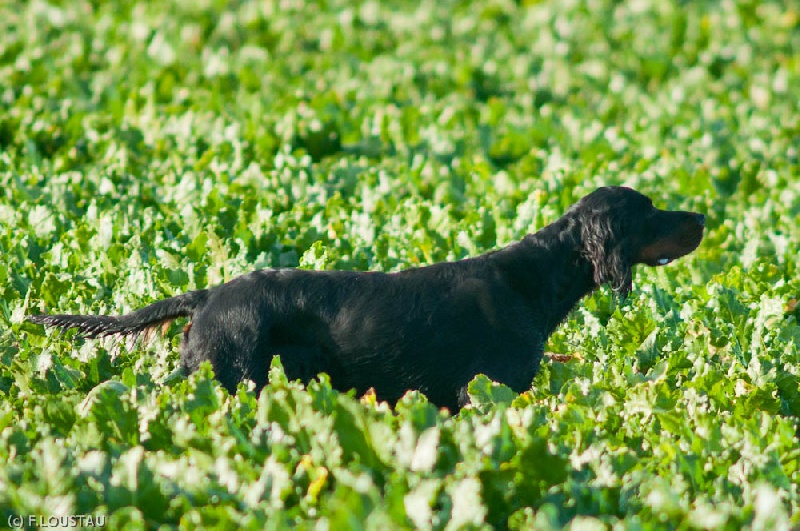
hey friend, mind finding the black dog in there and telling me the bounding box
[28,187,705,411]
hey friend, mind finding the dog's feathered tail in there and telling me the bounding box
[27,289,209,339]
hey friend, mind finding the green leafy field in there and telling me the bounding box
[2,0,799,528]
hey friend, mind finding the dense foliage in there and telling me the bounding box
[2,0,799,527]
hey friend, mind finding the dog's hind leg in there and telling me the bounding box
[178,297,275,393]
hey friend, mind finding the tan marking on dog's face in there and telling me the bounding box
[635,211,705,266]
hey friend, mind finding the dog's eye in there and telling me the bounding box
[656,258,671,265]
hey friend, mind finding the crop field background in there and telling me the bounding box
[1,0,799,528]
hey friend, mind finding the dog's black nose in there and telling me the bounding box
[693,213,706,227]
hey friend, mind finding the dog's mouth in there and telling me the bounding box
[639,222,705,267]
[642,255,677,267]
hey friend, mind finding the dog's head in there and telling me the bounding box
[575,186,705,297]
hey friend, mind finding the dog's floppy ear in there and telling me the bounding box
[580,210,633,298]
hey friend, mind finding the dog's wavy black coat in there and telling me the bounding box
[28,187,705,411]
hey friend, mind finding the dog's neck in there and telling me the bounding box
[491,217,599,335]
